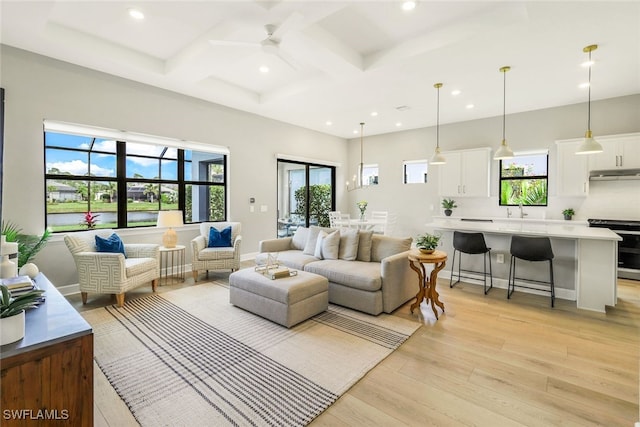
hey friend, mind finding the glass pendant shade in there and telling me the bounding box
[429,83,446,165]
[494,66,514,160]
[576,45,603,155]
[494,139,514,159]
[430,147,446,164]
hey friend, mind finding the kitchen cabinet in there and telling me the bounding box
[588,132,640,170]
[556,140,589,196]
[438,147,491,197]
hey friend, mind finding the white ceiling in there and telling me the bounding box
[1,1,639,138]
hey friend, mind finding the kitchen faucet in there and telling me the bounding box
[519,203,528,219]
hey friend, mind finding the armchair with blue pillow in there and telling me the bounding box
[191,222,242,281]
[64,229,159,307]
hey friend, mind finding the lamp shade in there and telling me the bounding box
[430,147,447,165]
[576,131,603,155]
[494,139,514,160]
[157,210,184,228]
[157,211,183,248]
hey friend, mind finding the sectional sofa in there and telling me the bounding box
[257,226,416,315]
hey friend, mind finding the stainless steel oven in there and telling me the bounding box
[588,219,640,281]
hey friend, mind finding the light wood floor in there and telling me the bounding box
[68,271,640,427]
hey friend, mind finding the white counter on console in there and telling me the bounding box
[426,219,621,312]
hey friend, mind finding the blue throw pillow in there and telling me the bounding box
[95,233,126,257]
[208,226,233,248]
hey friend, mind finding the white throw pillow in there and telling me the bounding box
[314,230,328,259]
[357,230,374,262]
[338,228,359,261]
[322,230,341,260]
[303,226,323,255]
[291,227,308,250]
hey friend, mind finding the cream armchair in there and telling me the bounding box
[191,222,241,281]
[64,229,159,307]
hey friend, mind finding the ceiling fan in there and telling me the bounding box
[209,22,300,70]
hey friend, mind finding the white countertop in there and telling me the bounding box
[432,215,589,226]
[427,219,621,241]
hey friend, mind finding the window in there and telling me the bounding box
[44,123,227,232]
[499,153,548,206]
[403,160,428,184]
[363,164,379,185]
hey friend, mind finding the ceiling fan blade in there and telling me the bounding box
[275,50,300,71]
[271,11,303,40]
[208,40,261,48]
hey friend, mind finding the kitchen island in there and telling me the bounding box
[426,218,621,312]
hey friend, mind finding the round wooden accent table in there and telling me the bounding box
[408,249,447,319]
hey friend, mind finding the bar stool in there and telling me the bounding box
[508,235,555,307]
[449,231,493,294]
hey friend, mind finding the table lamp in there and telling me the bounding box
[1,235,19,279]
[156,210,183,248]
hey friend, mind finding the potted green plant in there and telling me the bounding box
[441,198,457,216]
[1,221,51,268]
[416,233,441,254]
[0,284,45,345]
[562,208,575,221]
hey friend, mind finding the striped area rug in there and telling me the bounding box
[83,282,420,426]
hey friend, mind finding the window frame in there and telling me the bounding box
[498,152,549,207]
[44,126,228,232]
[403,159,429,184]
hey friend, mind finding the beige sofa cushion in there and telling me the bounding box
[370,235,413,262]
[338,228,359,261]
[291,227,309,250]
[304,259,382,292]
[356,230,374,262]
[256,250,318,271]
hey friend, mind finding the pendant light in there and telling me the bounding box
[494,66,514,160]
[430,83,446,165]
[576,44,603,155]
[347,122,366,191]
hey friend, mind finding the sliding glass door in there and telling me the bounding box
[277,160,335,238]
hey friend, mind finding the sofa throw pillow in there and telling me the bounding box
[95,233,126,257]
[314,230,328,259]
[208,226,233,247]
[303,226,323,255]
[322,230,340,260]
[356,230,374,262]
[338,228,359,261]
[370,235,413,262]
[291,227,308,251]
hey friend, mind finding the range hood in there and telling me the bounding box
[589,168,640,181]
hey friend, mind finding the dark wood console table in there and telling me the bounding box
[1,274,93,426]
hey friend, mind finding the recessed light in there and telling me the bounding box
[128,8,145,20]
[465,104,474,109]
[581,60,595,68]
[326,121,332,126]
[396,122,402,127]
[370,111,378,117]
[353,130,359,134]
[451,90,461,96]
[259,65,269,73]
[402,1,417,11]
[579,82,590,89]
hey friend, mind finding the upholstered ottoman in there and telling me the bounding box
[229,268,328,328]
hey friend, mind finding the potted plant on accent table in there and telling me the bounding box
[562,208,575,221]
[0,284,45,345]
[442,199,457,217]
[416,233,441,254]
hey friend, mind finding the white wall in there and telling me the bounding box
[0,46,347,286]
[345,94,640,240]
[1,45,639,287]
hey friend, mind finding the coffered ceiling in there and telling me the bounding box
[1,1,639,138]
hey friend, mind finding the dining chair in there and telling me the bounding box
[370,211,388,234]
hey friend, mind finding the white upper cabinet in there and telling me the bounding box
[556,140,589,196]
[588,133,640,170]
[438,147,491,197]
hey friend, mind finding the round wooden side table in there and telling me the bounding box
[408,249,447,319]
